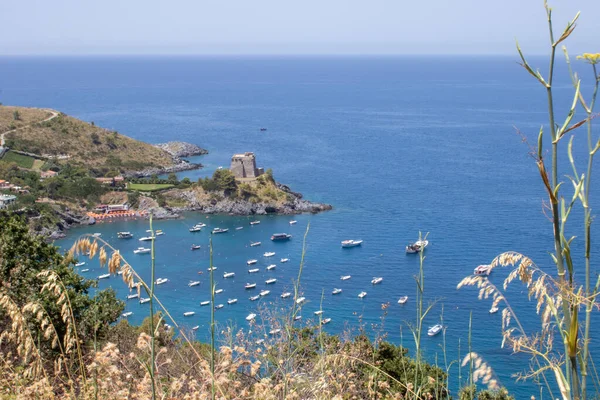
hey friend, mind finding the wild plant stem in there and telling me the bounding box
[148,215,156,400]
[209,235,215,400]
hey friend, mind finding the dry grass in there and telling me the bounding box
[0,106,51,133]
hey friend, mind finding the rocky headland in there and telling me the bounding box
[154,142,209,158]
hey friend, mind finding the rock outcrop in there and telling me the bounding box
[154,142,208,158]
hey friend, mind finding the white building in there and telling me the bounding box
[0,194,17,209]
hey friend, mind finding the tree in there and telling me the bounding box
[12,110,20,121]
[167,173,178,184]
[213,169,237,195]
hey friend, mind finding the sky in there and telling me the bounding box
[1,0,598,56]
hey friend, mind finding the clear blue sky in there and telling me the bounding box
[1,0,598,55]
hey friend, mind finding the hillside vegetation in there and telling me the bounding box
[2,106,176,176]
[0,106,51,133]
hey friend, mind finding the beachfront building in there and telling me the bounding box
[0,180,9,189]
[230,152,264,181]
[0,194,17,209]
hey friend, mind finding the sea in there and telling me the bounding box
[1,55,598,398]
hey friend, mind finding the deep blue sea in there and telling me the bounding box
[1,55,598,398]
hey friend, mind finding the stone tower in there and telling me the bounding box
[230,152,263,180]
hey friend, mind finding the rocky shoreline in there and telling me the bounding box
[154,142,208,158]
[124,159,203,178]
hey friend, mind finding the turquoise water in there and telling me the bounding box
[1,56,598,397]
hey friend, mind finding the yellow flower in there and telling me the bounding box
[576,53,600,64]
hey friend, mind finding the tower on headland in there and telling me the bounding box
[230,152,264,181]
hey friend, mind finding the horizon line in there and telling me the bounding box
[0,52,545,58]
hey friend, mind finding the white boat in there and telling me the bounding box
[195,223,207,228]
[247,259,258,265]
[139,236,155,242]
[250,220,260,225]
[358,291,367,298]
[428,324,443,337]
[266,264,276,271]
[265,278,277,284]
[140,298,150,304]
[155,278,169,285]
[281,292,291,298]
[188,281,201,287]
[371,277,383,285]
[246,313,256,321]
[93,233,102,237]
[191,245,201,250]
[269,328,281,335]
[256,339,265,345]
[296,297,306,304]
[207,266,217,271]
[280,258,289,263]
[127,293,139,300]
[189,226,202,232]
[122,312,133,317]
[223,272,235,278]
[214,304,224,310]
[200,301,210,306]
[134,247,151,254]
[183,311,195,317]
[227,298,238,305]
[474,265,493,276]
[155,230,165,236]
[248,268,259,273]
[271,233,292,241]
[236,226,244,230]
[294,315,302,321]
[398,296,409,304]
[192,326,199,330]
[117,232,133,239]
[75,262,86,267]
[81,269,89,272]
[314,310,324,315]
[217,166,223,170]
[245,283,256,289]
[215,289,224,294]
[332,288,342,295]
[406,239,429,254]
[98,273,110,279]
[341,275,351,281]
[489,306,499,314]
[250,295,260,301]
[341,239,363,248]
[321,318,331,325]
[259,290,270,296]
[212,228,229,234]
[289,220,297,225]
[117,270,125,275]
[263,252,276,257]
[250,241,261,247]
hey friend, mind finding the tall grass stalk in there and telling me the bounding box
[209,234,215,400]
[148,214,157,400]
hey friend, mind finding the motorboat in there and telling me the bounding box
[341,275,351,281]
[250,220,260,225]
[134,247,151,254]
[321,318,331,325]
[139,236,155,242]
[223,272,235,278]
[212,228,229,234]
[271,233,292,241]
[81,269,89,272]
[259,290,270,297]
[217,166,223,170]
[269,328,281,335]
[195,223,207,228]
[140,298,150,304]
[117,232,133,239]
[236,226,244,230]
[265,278,277,284]
[341,239,363,248]
[98,274,110,280]
[75,262,86,267]
[215,304,224,310]
[358,291,367,298]
[155,230,165,236]
[428,324,443,337]
[371,277,383,285]
[263,252,276,257]
[93,233,102,237]
[227,298,238,305]
[245,283,256,289]
[215,289,224,294]
[248,268,259,273]
[155,278,169,285]
[406,240,429,254]
[266,264,276,271]
[314,310,324,315]
[250,295,260,301]
[294,315,302,321]
[246,313,256,321]
[208,266,217,271]
[296,297,306,304]
[183,311,195,317]
[332,288,342,295]
[247,259,258,265]
[250,241,261,247]
[200,301,210,306]
[188,281,201,287]
[289,220,297,225]
[281,292,291,298]
[189,226,202,232]
[398,296,408,304]
[489,306,499,314]
[474,265,493,276]
[122,312,133,317]
[280,258,289,263]
[256,339,265,345]
[127,293,139,300]
[191,245,201,250]
[192,326,199,330]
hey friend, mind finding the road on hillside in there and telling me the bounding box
[0,109,59,148]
